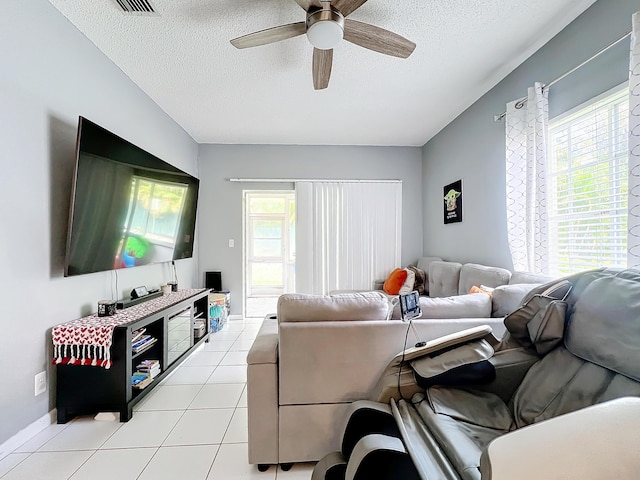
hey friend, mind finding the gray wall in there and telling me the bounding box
[0,0,198,445]
[422,0,635,269]
[197,144,423,314]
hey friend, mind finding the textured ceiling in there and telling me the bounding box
[47,0,597,146]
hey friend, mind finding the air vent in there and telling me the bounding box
[113,0,158,15]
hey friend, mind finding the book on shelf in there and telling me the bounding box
[131,372,153,389]
[136,359,161,377]
[132,336,157,353]
[131,327,146,343]
[132,334,152,348]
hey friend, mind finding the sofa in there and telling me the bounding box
[376,257,551,320]
[312,268,640,480]
[247,290,519,470]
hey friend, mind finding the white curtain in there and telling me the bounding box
[505,82,549,273]
[296,181,402,295]
[628,12,640,269]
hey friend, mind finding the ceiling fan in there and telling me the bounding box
[230,0,416,90]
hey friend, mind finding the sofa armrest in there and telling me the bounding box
[247,316,278,365]
[480,397,640,480]
[396,325,495,364]
[247,317,279,465]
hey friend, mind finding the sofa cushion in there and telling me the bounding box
[416,256,443,295]
[418,293,491,319]
[509,271,553,285]
[565,270,640,382]
[429,261,462,297]
[416,256,443,272]
[491,284,539,317]
[458,264,511,296]
[277,292,390,323]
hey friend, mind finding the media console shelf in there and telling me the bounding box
[54,289,210,423]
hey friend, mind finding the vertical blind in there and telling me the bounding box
[295,181,402,295]
[547,85,629,275]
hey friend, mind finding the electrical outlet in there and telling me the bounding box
[228,239,235,248]
[34,371,46,396]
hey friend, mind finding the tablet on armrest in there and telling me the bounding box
[399,291,421,322]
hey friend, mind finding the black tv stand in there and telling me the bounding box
[55,289,210,423]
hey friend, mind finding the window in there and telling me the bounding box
[548,85,628,275]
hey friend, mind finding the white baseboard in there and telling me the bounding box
[0,410,56,461]
[227,314,243,321]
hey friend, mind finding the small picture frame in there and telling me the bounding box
[443,179,463,224]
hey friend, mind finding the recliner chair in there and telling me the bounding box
[312,268,640,480]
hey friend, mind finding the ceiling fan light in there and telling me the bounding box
[307,20,344,50]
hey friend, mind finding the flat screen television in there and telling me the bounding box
[64,117,199,277]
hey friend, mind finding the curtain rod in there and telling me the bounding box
[228,178,401,183]
[493,31,631,122]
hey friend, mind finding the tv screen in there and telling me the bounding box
[64,117,199,277]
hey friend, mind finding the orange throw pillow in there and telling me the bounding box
[383,268,408,295]
[469,285,493,297]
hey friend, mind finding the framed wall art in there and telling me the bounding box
[443,179,463,224]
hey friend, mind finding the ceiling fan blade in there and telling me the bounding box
[312,48,333,90]
[292,0,322,11]
[231,22,306,49]
[333,0,368,17]
[343,19,416,58]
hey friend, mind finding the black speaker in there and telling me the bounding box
[205,271,222,291]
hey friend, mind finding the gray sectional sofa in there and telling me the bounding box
[246,259,551,470]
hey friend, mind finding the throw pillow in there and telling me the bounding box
[407,265,426,295]
[383,268,408,295]
[469,285,494,296]
[399,268,416,295]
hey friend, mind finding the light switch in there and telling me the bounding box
[228,239,235,248]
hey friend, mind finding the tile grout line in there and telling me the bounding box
[66,449,101,480]
[134,446,161,480]
[0,451,32,479]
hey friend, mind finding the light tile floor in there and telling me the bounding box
[0,317,314,480]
